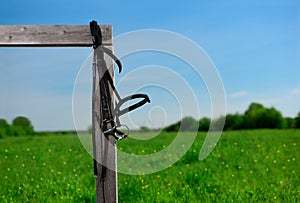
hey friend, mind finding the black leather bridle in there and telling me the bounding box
[90,20,150,141]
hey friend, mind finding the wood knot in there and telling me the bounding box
[21,26,27,31]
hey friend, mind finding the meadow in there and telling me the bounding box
[0,129,299,202]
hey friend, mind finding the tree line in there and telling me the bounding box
[2,102,300,138]
[0,116,35,138]
[164,102,300,132]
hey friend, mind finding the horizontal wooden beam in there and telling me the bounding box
[0,25,112,47]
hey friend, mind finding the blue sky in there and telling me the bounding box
[0,0,299,130]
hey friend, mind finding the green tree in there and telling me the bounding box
[0,119,9,127]
[211,116,226,131]
[12,116,35,136]
[7,125,26,137]
[244,103,284,129]
[245,102,264,113]
[164,121,180,132]
[198,117,210,131]
[165,117,199,132]
[224,114,245,130]
[285,117,295,128]
[180,117,199,132]
[262,107,285,129]
[0,119,9,138]
[244,103,265,129]
[140,126,151,132]
[295,112,300,128]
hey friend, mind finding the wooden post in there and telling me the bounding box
[0,24,117,202]
[92,44,118,202]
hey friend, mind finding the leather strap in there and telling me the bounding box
[90,20,150,140]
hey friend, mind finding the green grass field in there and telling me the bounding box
[0,130,299,202]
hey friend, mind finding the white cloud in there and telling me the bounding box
[229,91,247,98]
[291,88,300,95]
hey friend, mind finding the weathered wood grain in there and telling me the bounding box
[92,45,118,202]
[0,25,112,47]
